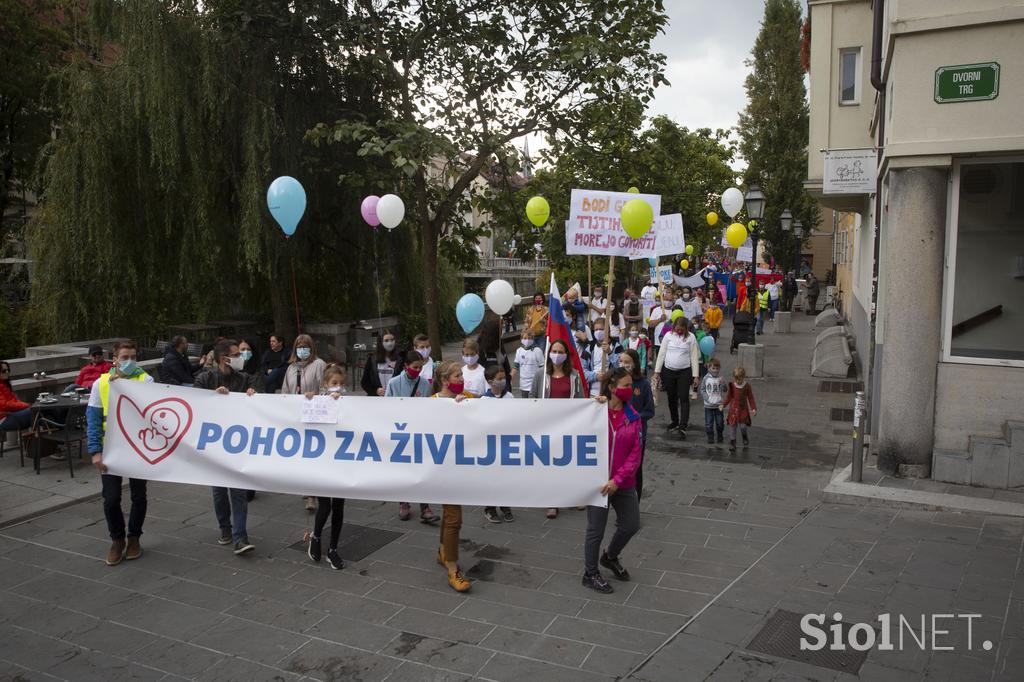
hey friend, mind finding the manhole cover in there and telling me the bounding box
[830,408,854,423]
[288,523,403,562]
[818,381,863,394]
[691,495,732,510]
[745,609,872,673]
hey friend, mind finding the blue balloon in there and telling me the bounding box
[267,176,307,237]
[699,335,716,357]
[648,257,657,266]
[456,293,485,334]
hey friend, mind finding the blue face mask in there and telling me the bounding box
[118,359,137,374]
[296,348,311,360]
[240,350,253,362]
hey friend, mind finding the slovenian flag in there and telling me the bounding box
[545,273,589,395]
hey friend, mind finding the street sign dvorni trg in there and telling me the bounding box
[934,63,1000,103]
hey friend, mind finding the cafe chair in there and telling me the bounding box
[32,404,88,477]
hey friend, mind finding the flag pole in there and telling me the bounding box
[601,255,615,375]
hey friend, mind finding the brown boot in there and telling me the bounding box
[447,566,471,593]
[125,536,142,561]
[106,540,125,566]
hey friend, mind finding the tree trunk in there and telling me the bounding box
[422,219,441,360]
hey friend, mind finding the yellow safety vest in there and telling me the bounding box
[758,290,770,308]
[96,370,148,432]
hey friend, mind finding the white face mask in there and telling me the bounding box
[382,340,396,351]
[462,354,479,366]
[594,330,605,342]
[522,338,534,348]
[327,385,344,394]
[549,352,567,366]
[417,347,431,359]
[629,330,639,338]
[228,356,245,371]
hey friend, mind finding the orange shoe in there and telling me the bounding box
[447,566,471,593]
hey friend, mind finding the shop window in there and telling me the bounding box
[948,160,1024,362]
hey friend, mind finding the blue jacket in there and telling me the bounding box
[629,376,655,441]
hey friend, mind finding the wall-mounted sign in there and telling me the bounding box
[935,62,999,103]
[823,148,877,195]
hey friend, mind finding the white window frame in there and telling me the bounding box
[838,47,861,106]
[942,157,1024,368]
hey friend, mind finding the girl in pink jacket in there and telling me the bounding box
[583,367,642,594]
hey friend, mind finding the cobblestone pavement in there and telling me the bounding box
[0,315,1021,681]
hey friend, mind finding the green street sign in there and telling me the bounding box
[935,63,1000,103]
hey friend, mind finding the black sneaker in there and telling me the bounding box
[307,535,322,562]
[502,509,515,522]
[483,507,502,523]
[716,434,724,443]
[326,548,344,570]
[217,528,232,545]
[678,428,687,440]
[742,433,750,446]
[664,422,679,431]
[706,434,714,444]
[729,440,736,451]
[233,538,255,555]
[582,571,614,594]
[600,551,630,581]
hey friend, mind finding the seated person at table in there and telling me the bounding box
[160,336,197,386]
[74,345,113,390]
[0,361,32,432]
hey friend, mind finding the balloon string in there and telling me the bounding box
[371,227,383,324]
[290,250,301,334]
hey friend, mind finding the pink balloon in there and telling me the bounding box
[361,195,381,227]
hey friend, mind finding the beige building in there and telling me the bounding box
[805,0,1024,487]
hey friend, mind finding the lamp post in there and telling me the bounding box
[743,184,765,321]
[779,209,794,271]
[792,219,804,276]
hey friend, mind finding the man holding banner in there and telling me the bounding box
[87,340,155,566]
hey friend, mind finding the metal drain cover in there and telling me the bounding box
[691,495,732,510]
[745,609,871,674]
[818,381,863,394]
[288,523,403,562]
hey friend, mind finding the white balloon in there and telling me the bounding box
[721,187,744,218]
[485,279,515,315]
[377,194,405,229]
[513,294,522,305]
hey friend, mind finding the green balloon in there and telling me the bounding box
[526,196,550,227]
[621,199,654,239]
[670,309,684,321]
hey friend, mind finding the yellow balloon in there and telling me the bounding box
[525,196,550,227]
[685,244,694,255]
[726,222,748,248]
[620,199,654,239]
[706,212,719,226]
[680,259,689,269]
[670,309,684,321]
[747,220,757,230]
[627,186,640,194]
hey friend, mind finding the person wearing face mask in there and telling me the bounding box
[705,289,724,341]
[625,324,648,374]
[480,365,515,523]
[587,286,607,324]
[460,339,486,397]
[529,339,586,519]
[160,336,194,386]
[678,287,702,324]
[581,318,620,398]
[699,357,727,444]
[238,338,260,376]
[193,340,260,555]
[618,350,654,500]
[653,316,700,437]
[361,329,404,397]
[87,340,155,566]
[512,331,544,399]
[384,352,440,524]
[525,292,549,338]
[281,334,327,396]
[306,365,348,570]
[411,333,435,384]
[260,334,290,394]
[622,289,643,329]
[582,367,642,594]
[647,290,674,354]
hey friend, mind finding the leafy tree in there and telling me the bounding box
[309,0,669,355]
[737,0,817,271]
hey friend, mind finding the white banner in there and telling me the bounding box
[673,268,709,289]
[628,213,685,260]
[823,149,877,194]
[103,382,609,507]
[566,189,662,257]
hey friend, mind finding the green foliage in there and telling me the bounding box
[737,0,818,271]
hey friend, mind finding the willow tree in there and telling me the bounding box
[310,0,669,355]
[32,0,406,341]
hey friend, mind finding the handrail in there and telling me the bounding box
[951,305,1003,338]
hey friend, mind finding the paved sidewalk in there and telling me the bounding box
[0,314,1020,681]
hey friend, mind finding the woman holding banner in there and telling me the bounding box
[582,367,642,593]
[431,361,472,592]
[529,338,587,519]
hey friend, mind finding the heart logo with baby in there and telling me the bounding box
[115,396,193,465]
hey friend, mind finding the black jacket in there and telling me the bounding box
[160,349,196,385]
[193,367,261,393]
[360,350,406,396]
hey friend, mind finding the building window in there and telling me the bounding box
[946,160,1024,364]
[839,48,860,105]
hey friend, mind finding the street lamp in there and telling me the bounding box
[743,185,765,323]
[792,219,804,277]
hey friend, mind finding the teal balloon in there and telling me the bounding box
[699,335,716,356]
[456,293,485,333]
[267,176,307,237]
[647,257,657,266]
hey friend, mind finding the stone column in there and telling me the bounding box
[876,167,947,476]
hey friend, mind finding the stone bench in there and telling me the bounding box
[814,308,842,328]
[811,332,852,378]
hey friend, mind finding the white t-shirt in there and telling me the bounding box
[679,297,703,321]
[586,296,607,323]
[462,364,487,397]
[514,346,545,392]
[420,356,434,384]
[657,331,698,371]
[767,282,781,300]
[648,305,672,344]
[376,359,396,388]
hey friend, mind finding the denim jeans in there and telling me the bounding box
[585,488,640,574]
[0,408,33,431]
[756,309,768,334]
[212,487,249,543]
[768,298,779,320]
[704,408,724,438]
[102,474,147,540]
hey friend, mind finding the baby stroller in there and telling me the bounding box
[730,310,756,353]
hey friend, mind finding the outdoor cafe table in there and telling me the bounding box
[28,394,87,473]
